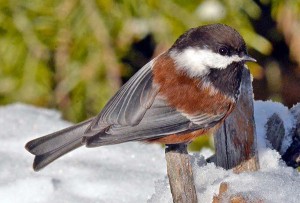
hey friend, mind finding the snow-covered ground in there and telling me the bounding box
[0,104,166,203]
[0,102,300,203]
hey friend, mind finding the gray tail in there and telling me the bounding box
[25,118,93,171]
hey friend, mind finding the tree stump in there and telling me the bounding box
[214,68,260,172]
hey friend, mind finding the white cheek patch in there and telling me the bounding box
[169,48,243,77]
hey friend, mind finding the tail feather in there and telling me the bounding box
[25,118,94,171]
[33,138,83,171]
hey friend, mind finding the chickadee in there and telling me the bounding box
[26,24,256,171]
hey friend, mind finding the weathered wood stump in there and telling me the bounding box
[165,144,197,203]
[214,68,260,172]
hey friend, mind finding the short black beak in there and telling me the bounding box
[242,55,256,63]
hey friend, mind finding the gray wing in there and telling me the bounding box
[85,98,226,147]
[86,58,159,133]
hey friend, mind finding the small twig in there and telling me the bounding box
[165,144,197,203]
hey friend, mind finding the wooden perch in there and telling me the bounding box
[214,68,260,172]
[165,144,197,203]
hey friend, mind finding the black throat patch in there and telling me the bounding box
[206,62,244,99]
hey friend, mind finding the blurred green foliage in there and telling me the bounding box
[1,0,300,150]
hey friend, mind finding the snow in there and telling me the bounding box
[0,103,166,203]
[0,101,299,203]
[254,100,295,155]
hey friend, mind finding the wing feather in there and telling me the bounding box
[86,59,159,132]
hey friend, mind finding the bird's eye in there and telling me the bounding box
[218,47,228,56]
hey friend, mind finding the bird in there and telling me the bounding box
[25,24,256,171]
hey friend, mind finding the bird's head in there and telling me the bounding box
[169,24,256,78]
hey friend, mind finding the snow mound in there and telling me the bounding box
[254,100,295,155]
[0,103,166,203]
